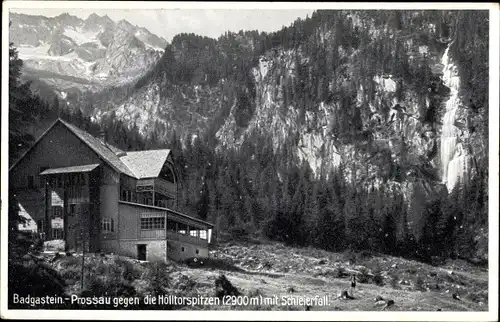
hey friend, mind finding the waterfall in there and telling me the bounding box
[440,44,469,191]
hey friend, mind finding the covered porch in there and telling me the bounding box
[135,177,177,208]
[118,200,214,261]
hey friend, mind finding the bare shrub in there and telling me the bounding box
[171,273,196,291]
[465,290,488,304]
[406,265,418,275]
[335,267,347,278]
[115,257,142,281]
[52,255,81,284]
[373,271,385,286]
[368,263,384,286]
[314,267,346,279]
[248,288,264,298]
[414,275,426,292]
[357,266,371,284]
[81,256,138,299]
[143,261,171,295]
[84,273,136,299]
[389,272,400,289]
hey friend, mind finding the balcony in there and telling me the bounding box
[136,178,176,198]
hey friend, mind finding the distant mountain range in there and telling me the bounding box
[9,12,168,92]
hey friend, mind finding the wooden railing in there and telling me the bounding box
[140,229,166,239]
[136,178,154,187]
[136,178,176,198]
[154,178,176,198]
[167,231,209,246]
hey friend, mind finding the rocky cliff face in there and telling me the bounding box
[13,11,487,199]
[213,46,446,207]
[9,12,167,94]
[216,49,344,177]
[89,11,487,197]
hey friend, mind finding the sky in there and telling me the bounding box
[9,7,315,42]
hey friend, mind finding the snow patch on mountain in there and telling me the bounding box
[145,43,165,52]
[17,44,52,59]
[63,27,101,46]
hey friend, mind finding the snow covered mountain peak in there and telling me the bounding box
[9,12,168,91]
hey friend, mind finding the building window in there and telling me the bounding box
[77,174,85,185]
[189,227,198,238]
[52,206,63,218]
[121,189,134,202]
[199,230,207,240]
[37,219,46,240]
[37,219,45,233]
[140,217,165,230]
[167,220,177,232]
[71,174,80,186]
[101,218,114,232]
[27,175,34,188]
[52,228,64,240]
[177,222,187,234]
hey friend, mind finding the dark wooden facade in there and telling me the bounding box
[9,119,213,262]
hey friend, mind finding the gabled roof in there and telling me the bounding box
[120,150,171,179]
[58,119,136,177]
[10,118,171,180]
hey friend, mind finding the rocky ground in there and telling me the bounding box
[40,240,488,311]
